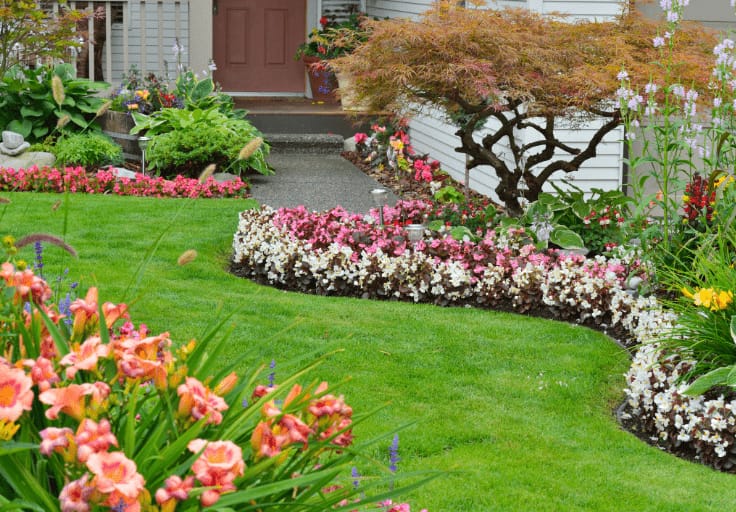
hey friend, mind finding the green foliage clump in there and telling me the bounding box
[134,106,269,177]
[0,63,109,142]
[147,121,268,178]
[53,132,123,169]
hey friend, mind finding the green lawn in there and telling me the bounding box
[4,191,736,511]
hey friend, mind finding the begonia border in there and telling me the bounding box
[231,204,736,473]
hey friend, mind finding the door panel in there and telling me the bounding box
[214,0,306,93]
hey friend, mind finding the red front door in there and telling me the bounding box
[213,0,306,93]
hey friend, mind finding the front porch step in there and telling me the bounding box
[234,97,374,138]
[265,133,346,154]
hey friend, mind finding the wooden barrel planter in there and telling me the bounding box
[97,111,142,161]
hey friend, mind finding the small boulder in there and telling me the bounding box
[0,130,30,156]
[212,172,239,183]
[108,167,138,180]
[0,152,56,170]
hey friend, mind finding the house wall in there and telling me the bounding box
[364,0,433,19]
[125,1,190,79]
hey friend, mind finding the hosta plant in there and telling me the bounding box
[0,63,109,142]
[0,256,426,510]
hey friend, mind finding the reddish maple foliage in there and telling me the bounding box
[335,2,717,215]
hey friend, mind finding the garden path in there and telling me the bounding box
[248,152,399,213]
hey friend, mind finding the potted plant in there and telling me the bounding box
[295,13,371,104]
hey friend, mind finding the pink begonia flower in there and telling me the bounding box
[188,439,245,506]
[177,376,228,425]
[86,451,145,510]
[0,365,33,422]
[59,474,94,512]
[60,336,110,379]
[75,418,119,462]
[354,132,368,144]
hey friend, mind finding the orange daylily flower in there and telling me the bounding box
[86,451,145,510]
[177,377,228,425]
[0,365,33,423]
[188,439,245,507]
[60,336,110,379]
[39,382,110,421]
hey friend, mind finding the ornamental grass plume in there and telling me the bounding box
[198,163,216,183]
[56,114,70,129]
[177,249,198,266]
[51,75,65,106]
[238,137,263,160]
[95,100,112,118]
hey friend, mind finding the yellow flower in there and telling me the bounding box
[681,194,690,204]
[683,287,734,311]
[0,420,20,441]
[390,139,404,151]
[127,103,139,110]
[136,89,150,101]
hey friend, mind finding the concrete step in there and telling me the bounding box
[248,112,370,138]
[265,133,346,154]
[234,97,374,138]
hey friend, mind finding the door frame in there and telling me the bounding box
[192,0,320,96]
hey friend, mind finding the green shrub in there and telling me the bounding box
[0,63,109,142]
[147,122,269,178]
[53,132,123,169]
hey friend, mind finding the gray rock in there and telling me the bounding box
[0,151,56,170]
[212,172,240,183]
[109,167,138,179]
[343,136,357,152]
[1,131,24,151]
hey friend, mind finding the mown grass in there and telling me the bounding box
[5,191,736,511]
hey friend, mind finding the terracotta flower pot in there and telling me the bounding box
[303,56,338,103]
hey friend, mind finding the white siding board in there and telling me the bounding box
[542,0,624,21]
[365,0,432,19]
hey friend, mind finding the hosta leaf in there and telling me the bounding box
[6,119,31,138]
[549,227,585,250]
[19,106,42,118]
[683,366,732,396]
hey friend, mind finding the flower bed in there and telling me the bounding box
[0,166,250,199]
[622,342,736,470]
[0,256,427,509]
[230,201,736,472]
[231,202,656,345]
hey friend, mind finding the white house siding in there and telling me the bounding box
[122,1,189,82]
[365,0,433,19]
[541,0,624,21]
[322,0,363,21]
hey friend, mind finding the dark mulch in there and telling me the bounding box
[341,151,493,205]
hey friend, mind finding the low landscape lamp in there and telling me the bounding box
[138,136,151,175]
[371,188,389,227]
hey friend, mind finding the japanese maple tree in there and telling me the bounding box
[334,2,716,215]
[0,0,88,78]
